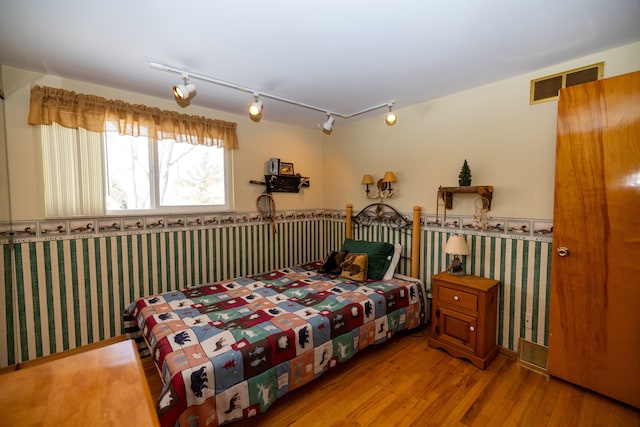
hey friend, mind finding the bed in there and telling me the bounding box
[126,203,426,427]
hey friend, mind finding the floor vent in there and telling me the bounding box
[519,339,548,372]
[530,62,604,104]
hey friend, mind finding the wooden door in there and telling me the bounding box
[548,70,640,408]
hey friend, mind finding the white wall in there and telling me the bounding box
[323,41,640,219]
[1,67,324,220]
[0,97,9,222]
[3,41,640,221]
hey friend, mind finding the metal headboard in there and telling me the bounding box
[352,202,412,231]
[345,203,422,279]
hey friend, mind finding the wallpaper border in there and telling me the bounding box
[0,209,552,244]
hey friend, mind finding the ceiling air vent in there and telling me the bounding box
[530,62,604,104]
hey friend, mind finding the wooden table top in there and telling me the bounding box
[0,339,159,426]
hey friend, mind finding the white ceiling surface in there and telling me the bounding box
[1,1,639,129]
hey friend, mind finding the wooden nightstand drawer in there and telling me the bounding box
[439,285,477,312]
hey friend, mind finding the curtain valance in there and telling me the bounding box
[28,85,239,150]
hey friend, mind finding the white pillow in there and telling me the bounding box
[383,243,402,280]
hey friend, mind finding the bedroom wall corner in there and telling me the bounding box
[420,228,552,352]
[1,65,326,221]
[1,216,326,367]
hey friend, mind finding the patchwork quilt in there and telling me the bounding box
[127,260,427,427]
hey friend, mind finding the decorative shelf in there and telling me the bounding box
[250,175,310,193]
[438,185,493,210]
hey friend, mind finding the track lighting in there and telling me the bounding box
[173,74,196,102]
[322,114,335,135]
[385,103,397,126]
[149,59,398,135]
[248,93,263,121]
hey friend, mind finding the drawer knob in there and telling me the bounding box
[453,295,459,301]
[470,326,475,332]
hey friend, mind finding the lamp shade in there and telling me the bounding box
[383,171,396,183]
[444,235,470,255]
[361,174,374,185]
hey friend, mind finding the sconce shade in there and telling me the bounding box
[444,235,470,255]
[383,171,397,183]
[361,174,374,185]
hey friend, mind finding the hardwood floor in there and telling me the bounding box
[142,326,639,426]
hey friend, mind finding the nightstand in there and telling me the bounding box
[428,272,499,369]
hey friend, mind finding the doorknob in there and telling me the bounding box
[556,246,570,257]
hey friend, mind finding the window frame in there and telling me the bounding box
[104,133,233,216]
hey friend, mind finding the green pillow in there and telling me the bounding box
[341,238,394,280]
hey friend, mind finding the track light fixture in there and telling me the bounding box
[173,73,196,102]
[148,59,397,135]
[322,114,335,135]
[248,93,264,122]
[385,102,397,126]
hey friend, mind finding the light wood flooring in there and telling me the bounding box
[142,326,639,426]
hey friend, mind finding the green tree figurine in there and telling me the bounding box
[458,159,472,186]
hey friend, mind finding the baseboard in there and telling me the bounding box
[498,345,518,360]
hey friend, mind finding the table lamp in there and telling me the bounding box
[445,234,470,276]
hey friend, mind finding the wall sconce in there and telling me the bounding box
[444,234,470,276]
[362,171,397,200]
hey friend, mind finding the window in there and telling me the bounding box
[42,124,231,217]
[105,133,229,213]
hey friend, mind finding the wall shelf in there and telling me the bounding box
[438,185,493,210]
[250,175,310,193]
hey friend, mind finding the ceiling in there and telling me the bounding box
[1,0,639,129]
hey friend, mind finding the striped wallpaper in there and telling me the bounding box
[0,214,551,368]
[421,229,552,352]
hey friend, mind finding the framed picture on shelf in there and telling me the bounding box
[280,162,295,175]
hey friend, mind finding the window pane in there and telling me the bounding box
[157,140,225,206]
[105,133,150,210]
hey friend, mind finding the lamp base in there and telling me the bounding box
[447,256,465,276]
[447,270,466,276]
